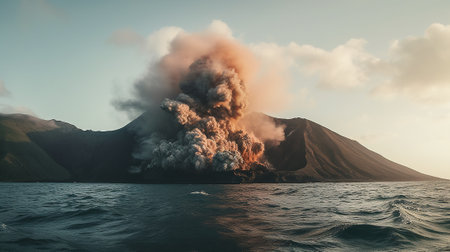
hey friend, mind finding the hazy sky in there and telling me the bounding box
[1,0,449,179]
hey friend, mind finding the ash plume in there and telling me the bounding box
[115,30,285,175]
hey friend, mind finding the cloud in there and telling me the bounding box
[206,20,233,38]
[145,26,184,57]
[109,20,230,58]
[373,23,450,103]
[112,20,307,114]
[111,21,450,109]
[0,104,35,116]
[109,27,183,58]
[250,39,379,90]
[250,23,450,104]
[288,39,378,89]
[0,80,10,97]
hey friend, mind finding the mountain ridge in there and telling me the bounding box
[0,113,441,182]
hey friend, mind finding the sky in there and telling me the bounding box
[1,0,449,179]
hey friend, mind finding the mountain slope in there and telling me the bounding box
[0,113,136,182]
[0,113,441,182]
[266,117,436,182]
[0,114,71,181]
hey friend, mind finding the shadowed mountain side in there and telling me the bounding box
[265,117,307,171]
[28,129,136,182]
[0,114,137,182]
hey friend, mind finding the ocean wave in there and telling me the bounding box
[5,237,57,246]
[190,191,209,196]
[10,206,109,225]
[333,223,431,246]
[335,209,384,216]
[64,220,102,230]
[373,194,408,201]
[271,188,299,196]
[288,223,431,247]
[1,182,448,251]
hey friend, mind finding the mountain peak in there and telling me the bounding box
[0,113,441,182]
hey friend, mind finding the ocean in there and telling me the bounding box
[0,181,449,251]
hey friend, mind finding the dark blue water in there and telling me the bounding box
[0,182,449,251]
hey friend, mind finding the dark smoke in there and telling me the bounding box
[115,31,285,175]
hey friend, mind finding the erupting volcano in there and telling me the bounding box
[116,32,285,176]
[0,23,440,184]
[156,57,266,171]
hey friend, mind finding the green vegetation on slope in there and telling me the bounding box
[0,114,71,181]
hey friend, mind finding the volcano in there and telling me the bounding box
[0,113,439,182]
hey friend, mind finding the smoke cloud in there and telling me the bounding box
[115,27,286,174]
